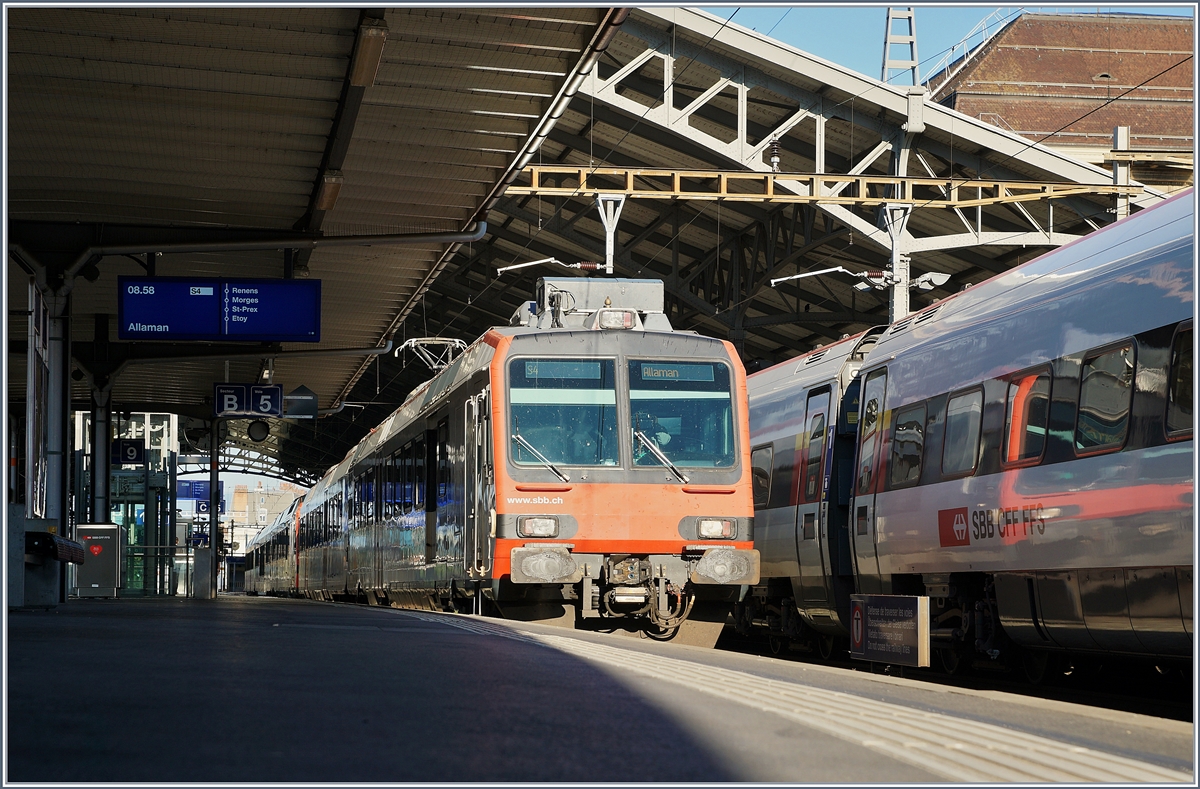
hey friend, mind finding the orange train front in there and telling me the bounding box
[249,277,757,645]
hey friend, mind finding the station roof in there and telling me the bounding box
[7,7,1171,485]
[7,6,617,482]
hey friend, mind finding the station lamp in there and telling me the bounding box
[349,18,389,87]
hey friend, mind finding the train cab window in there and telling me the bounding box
[942,389,983,477]
[1167,324,1193,438]
[889,402,926,488]
[1075,344,1134,454]
[750,445,773,507]
[856,368,887,495]
[1004,370,1051,466]
[509,358,618,467]
[629,360,736,468]
[803,389,831,502]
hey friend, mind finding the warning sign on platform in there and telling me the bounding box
[849,594,930,668]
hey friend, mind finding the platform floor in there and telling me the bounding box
[6,596,1194,783]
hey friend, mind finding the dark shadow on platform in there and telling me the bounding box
[7,596,734,782]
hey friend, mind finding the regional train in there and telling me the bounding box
[246,278,758,645]
[739,189,1193,677]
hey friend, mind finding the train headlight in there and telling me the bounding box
[518,516,559,538]
[698,518,735,539]
[597,309,635,329]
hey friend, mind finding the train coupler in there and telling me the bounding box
[580,574,601,618]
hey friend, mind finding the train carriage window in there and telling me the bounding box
[1075,344,1134,454]
[1167,324,1193,438]
[889,402,926,488]
[750,445,773,507]
[628,360,736,468]
[407,443,417,513]
[417,436,427,509]
[803,389,831,502]
[856,369,888,495]
[385,452,397,518]
[437,419,449,504]
[509,358,618,467]
[942,389,983,477]
[1004,370,1051,466]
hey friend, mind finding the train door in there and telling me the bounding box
[851,367,888,593]
[372,462,384,594]
[464,389,494,575]
[795,387,831,602]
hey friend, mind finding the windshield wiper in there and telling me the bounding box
[633,430,690,484]
[511,433,570,482]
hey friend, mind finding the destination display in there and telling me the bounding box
[118,277,321,342]
[849,594,931,668]
[176,480,224,501]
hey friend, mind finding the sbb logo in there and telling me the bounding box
[938,507,971,547]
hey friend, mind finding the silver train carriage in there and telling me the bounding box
[256,278,759,644]
[742,189,1193,670]
[244,496,302,596]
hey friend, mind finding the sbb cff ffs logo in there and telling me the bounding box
[938,507,971,547]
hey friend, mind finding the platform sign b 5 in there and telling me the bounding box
[214,384,281,417]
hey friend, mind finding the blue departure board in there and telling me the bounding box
[118,277,321,342]
[119,279,221,340]
[222,280,321,341]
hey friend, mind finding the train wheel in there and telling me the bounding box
[938,648,968,676]
[816,633,837,661]
[1021,650,1051,685]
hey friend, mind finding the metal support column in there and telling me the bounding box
[143,433,155,595]
[1113,125,1131,220]
[209,418,221,597]
[90,389,111,523]
[44,295,72,602]
[595,194,626,275]
[883,204,913,322]
[168,450,177,595]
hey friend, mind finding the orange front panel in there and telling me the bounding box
[498,481,752,530]
[492,538,756,576]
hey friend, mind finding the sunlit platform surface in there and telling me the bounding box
[7,596,1193,783]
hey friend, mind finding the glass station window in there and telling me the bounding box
[1167,326,1193,437]
[509,358,618,466]
[890,402,926,488]
[1005,371,1051,465]
[942,389,983,476]
[628,360,736,468]
[1075,344,1134,453]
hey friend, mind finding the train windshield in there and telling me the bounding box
[629,360,736,468]
[508,358,619,466]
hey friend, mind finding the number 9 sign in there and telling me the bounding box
[111,439,145,466]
